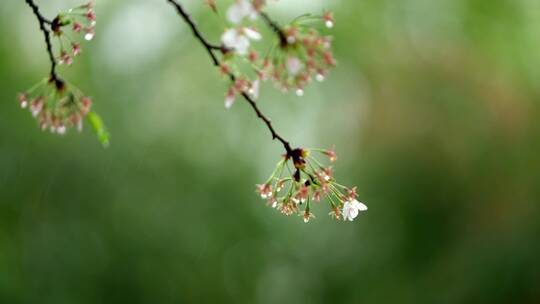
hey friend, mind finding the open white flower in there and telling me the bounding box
[342,199,367,221]
[226,0,258,24]
[286,56,303,76]
[221,27,262,56]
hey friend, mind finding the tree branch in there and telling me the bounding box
[166,0,294,155]
[260,11,287,46]
[25,0,63,89]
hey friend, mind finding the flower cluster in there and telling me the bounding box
[18,79,92,135]
[262,18,336,96]
[217,1,337,107]
[256,147,367,223]
[50,1,96,66]
[19,0,109,146]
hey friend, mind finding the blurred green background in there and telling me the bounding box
[1,0,540,303]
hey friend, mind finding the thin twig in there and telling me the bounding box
[25,0,63,89]
[166,0,294,155]
[260,11,287,46]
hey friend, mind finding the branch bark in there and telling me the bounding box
[260,11,287,46]
[25,0,64,89]
[166,0,294,155]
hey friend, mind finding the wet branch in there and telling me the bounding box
[166,0,294,155]
[260,11,287,46]
[25,0,63,89]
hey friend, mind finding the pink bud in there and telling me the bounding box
[81,97,92,115]
[30,97,44,117]
[72,22,82,33]
[323,11,334,28]
[86,10,96,21]
[323,52,336,66]
[248,50,258,63]
[72,43,81,56]
[224,87,235,109]
[59,51,73,65]
[18,93,28,108]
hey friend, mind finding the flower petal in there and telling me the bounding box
[234,35,250,55]
[358,202,368,211]
[351,199,368,211]
[250,79,260,99]
[226,2,244,24]
[243,27,262,41]
[286,56,303,76]
[221,28,238,48]
[225,94,235,109]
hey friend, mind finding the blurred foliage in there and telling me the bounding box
[1,0,540,303]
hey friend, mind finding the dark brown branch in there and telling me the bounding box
[167,0,221,66]
[260,11,287,46]
[166,0,294,155]
[25,0,64,89]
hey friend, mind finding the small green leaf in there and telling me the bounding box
[87,111,110,148]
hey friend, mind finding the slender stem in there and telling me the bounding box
[166,0,294,155]
[25,0,64,89]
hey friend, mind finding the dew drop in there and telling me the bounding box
[296,89,304,97]
[84,32,94,41]
[325,20,334,28]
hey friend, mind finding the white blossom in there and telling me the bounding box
[226,0,258,24]
[243,27,262,40]
[342,199,367,221]
[286,56,303,76]
[221,28,261,56]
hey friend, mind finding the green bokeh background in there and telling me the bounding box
[1,0,540,303]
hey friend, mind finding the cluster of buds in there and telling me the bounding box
[217,1,336,107]
[217,3,337,106]
[18,79,92,135]
[50,1,96,66]
[256,147,367,223]
[19,1,108,145]
[261,19,336,96]
[223,74,260,108]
